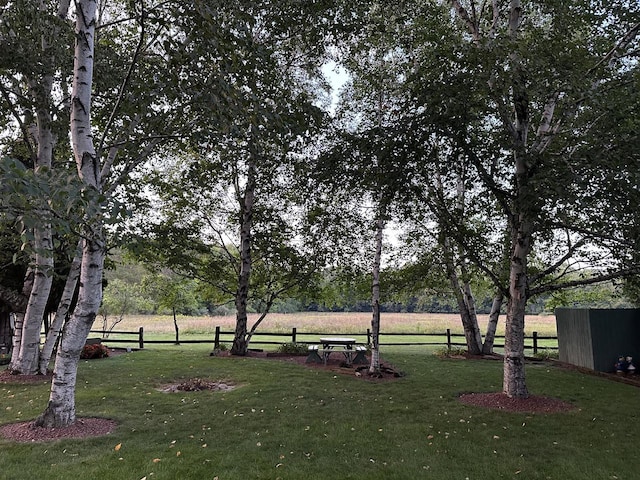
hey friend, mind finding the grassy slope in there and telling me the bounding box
[1,344,638,479]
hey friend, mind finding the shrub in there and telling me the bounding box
[81,343,110,359]
[533,348,559,361]
[276,342,308,355]
[433,346,467,358]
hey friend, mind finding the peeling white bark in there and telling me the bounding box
[38,243,82,375]
[369,208,384,374]
[36,0,101,428]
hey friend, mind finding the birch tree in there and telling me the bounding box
[0,0,73,374]
[438,0,640,397]
[35,0,185,426]
[133,0,333,356]
[351,0,640,394]
[35,0,101,427]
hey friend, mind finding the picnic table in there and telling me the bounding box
[306,337,368,365]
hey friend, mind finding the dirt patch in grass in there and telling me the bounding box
[458,392,576,413]
[0,417,117,443]
[0,369,52,384]
[437,352,576,413]
[158,377,237,393]
[214,349,405,381]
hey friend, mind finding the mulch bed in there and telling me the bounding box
[0,417,117,443]
[214,349,405,382]
[0,369,52,384]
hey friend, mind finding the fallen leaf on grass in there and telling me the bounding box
[115,443,122,451]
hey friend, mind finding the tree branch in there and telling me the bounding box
[529,266,640,296]
[97,0,147,161]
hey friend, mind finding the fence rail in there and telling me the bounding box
[90,326,558,355]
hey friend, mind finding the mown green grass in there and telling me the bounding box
[3,345,636,480]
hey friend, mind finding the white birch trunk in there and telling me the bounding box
[231,156,256,356]
[38,244,82,374]
[10,89,56,374]
[9,313,24,365]
[482,292,503,354]
[36,0,101,428]
[10,0,70,375]
[502,0,531,398]
[9,268,33,363]
[369,209,384,374]
[461,280,483,351]
[11,226,53,374]
[442,235,483,354]
[37,240,104,427]
[503,216,530,397]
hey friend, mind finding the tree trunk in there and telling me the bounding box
[11,228,54,374]
[173,307,180,345]
[503,231,529,398]
[38,244,82,374]
[231,155,256,356]
[461,279,483,353]
[9,313,24,365]
[9,0,69,376]
[369,209,384,374]
[482,292,503,354]
[442,237,483,354]
[36,0,100,428]
[501,0,532,399]
[36,238,104,427]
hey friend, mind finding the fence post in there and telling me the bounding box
[292,327,297,343]
[367,328,371,346]
[446,328,451,351]
[533,331,538,355]
[138,327,144,349]
[214,326,220,349]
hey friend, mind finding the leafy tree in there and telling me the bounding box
[36,0,189,427]
[331,0,640,395]
[132,0,335,356]
[426,0,640,397]
[0,0,75,374]
[149,274,201,344]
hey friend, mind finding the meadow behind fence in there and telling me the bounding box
[90,312,559,352]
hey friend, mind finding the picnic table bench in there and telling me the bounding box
[306,337,368,365]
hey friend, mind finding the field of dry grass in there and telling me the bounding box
[94,311,558,337]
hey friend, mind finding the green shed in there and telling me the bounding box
[555,308,640,372]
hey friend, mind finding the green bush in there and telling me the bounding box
[433,346,467,358]
[533,348,559,360]
[276,342,308,355]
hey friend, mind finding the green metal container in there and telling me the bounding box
[555,308,640,372]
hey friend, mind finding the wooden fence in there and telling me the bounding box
[89,326,558,355]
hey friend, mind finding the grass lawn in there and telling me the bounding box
[2,344,638,479]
